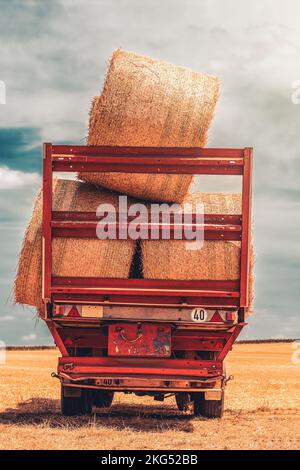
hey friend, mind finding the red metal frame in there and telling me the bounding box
[42,144,252,392]
[58,356,223,378]
[47,320,246,360]
[42,144,252,313]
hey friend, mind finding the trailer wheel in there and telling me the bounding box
[93,390,114,408]
[175,393,192,412]
[193,391,224,419]
[61,386,93,416]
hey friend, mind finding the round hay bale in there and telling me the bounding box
[141,192,254,311]
[79,49,220,203]
[14,180,135,312]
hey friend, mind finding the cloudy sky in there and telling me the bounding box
[0,0,299,344]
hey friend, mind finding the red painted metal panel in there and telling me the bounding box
[172,337,224,351]
[51,221,242,241]
[59,356,220,368]
[52,145,244,159]
[60,330,107,349]
[51,276,241,308]
[108,323,171,357]
[58,356,223,378]
[47,322,69,356]
[42,143,52,302]
[51,279,239,297]
[52,293,240,308]
[51,145,244,175]
[173,330,232,340]
[53,158,243,175]
[52,277,240,291]
[59,365,222,378]
[52,211,242,226]
[51,286,239,298]
[216,323,245,361]
[58,327,230,351]
[240,148,253,307]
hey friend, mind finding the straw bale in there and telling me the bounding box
[79,49,220,203]
[141,192,254,311]
[14,180,135,312]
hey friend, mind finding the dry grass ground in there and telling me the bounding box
[0,343,299,450]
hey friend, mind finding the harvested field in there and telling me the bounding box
[0,343,299,450]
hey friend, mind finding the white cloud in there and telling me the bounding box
[0,167,40,190]
[1,0,299,146]
[0,315,15,322]
[21,333,37,342]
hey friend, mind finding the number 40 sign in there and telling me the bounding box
[191,308,208,322]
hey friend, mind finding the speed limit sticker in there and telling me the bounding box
[191,308,208,322]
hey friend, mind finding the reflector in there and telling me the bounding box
[210,311,223,322]
[67,305,80,317]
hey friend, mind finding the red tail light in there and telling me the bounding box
[226,311,235,322]
[55,305,64,316]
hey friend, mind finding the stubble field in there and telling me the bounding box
[0,343,299,450]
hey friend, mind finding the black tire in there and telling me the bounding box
[193,391,224,418]
[61,386,93,416]
[175,393,192,412]
[93,390,114,408]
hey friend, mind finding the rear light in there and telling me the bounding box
[54,305,80,317]
[53,304,103,318]
[226,311,235,322]
[82,305,103,318]
[55,305,64,316]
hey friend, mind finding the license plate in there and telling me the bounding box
[108,323,171,357]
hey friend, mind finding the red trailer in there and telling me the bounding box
[42,144,253,418]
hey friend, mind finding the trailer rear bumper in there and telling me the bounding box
[57,356,225,393]
[58,356,223,378]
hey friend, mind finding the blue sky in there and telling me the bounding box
[0,0,300,344]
